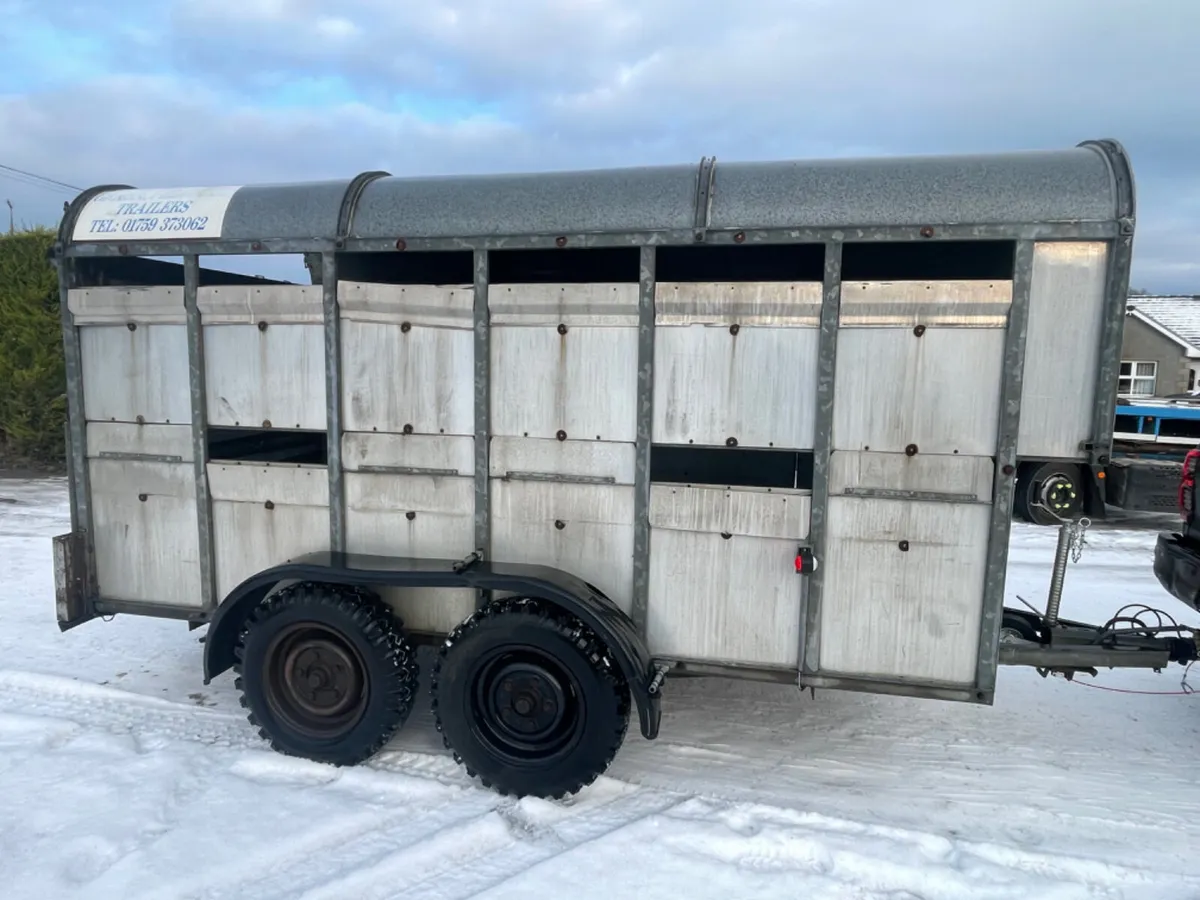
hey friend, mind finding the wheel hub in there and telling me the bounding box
[489,663,567,742]
[468,649,584,764]
[1039,474,1080,517]
[285,639,360,716]
[265,624,368,738]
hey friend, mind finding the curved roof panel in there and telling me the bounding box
[707,148,1118,229]
[348,164,700,239]
[67,141,1129,246]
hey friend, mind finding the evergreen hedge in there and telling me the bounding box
[0,228,65,467]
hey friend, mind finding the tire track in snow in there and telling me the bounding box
[4,669,1198,898]
[0,669,686,900]
[0,670,259,751]
[379,787,686,900]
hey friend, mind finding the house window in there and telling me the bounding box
[1118,360,1157,397]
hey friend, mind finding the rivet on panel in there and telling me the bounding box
[555,236,568,248]
[264,500,275,510]
[898,540,910,551]
[919,227,935,239]
[334,238,345,249]
[720,531,733,540]
[251,241,264,251]
[258,320,268,332]
[135,415,145,425]
[557,323,568,335]
[403,424,414,435]
[406,511,416,521]
[400,321,412,333]
[395,239,407,251]
[554,519,566,530]
[913,324,926,337]
[726,437,738,447]
[729,324,740,336]
[127,322,137,332]
[905,444,918,457]
[118,245,129,255]
[556,430,567,442]
[138,493,147,502]
[262,420,272,428]
[1002,464,1015,476]
[733,232,745,244]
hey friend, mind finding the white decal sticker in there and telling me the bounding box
[72,186,241,242]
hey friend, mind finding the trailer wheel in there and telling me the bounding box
[431,598,631,799]
[1015,461,1084,526]
[234,582,418,766]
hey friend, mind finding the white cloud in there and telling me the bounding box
[1,0,1198,290]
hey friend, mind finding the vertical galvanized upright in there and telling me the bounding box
[800,240,843,676]
[55,253,98,622]
[183,255,217,610]
[321,250,345,552]
[632,245,657,636]
[1082,139,1137,477]
[473,248,491,571]
[974,240,1035,698]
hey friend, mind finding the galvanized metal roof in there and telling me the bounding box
[67,141,1132,246]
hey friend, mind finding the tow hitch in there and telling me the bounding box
[1000,517,1199,679]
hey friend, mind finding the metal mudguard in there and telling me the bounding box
[202,551,663,740]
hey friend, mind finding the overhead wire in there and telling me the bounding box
[0,162,82,195]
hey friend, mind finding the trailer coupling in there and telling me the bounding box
[998,615,1198,680]
[997,517,1199,680]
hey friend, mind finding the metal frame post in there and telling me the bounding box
[56,256,98,614]
[632,245,657,637]
[183,255,217,610]
[1081,139,1137,481]
[799,240,843,676]
[974,239,1035,699]
[322,250,345,552]
[473,249,491,587]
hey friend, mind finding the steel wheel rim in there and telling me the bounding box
[467,646,585,766]
[263,622,369,739]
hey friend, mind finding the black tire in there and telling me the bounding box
[431,597,630,799]
[1016,461,1084,526]
[999,611,1043,644]
[234,582,418,766]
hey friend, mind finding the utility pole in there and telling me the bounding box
[5,199,12,234]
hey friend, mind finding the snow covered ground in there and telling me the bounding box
[2,477,1199,899]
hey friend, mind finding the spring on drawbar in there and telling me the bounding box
[1044,523,1072,627]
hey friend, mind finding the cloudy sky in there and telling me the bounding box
[1,0,1196,291]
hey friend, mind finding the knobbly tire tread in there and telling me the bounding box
[233,582,418,766]
[430,597,631,799]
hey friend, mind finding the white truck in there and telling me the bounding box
[50,139,1198,799]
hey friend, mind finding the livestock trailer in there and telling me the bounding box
[50,140,1198,799]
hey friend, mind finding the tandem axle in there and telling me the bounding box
[55,524,1197,800]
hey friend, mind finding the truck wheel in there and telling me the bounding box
[1015,461,1084,526]
[999,610,1043,644]
[234,582,418,766]
[431,598,630,799]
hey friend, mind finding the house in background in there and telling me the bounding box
[1121,296,1200,399]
